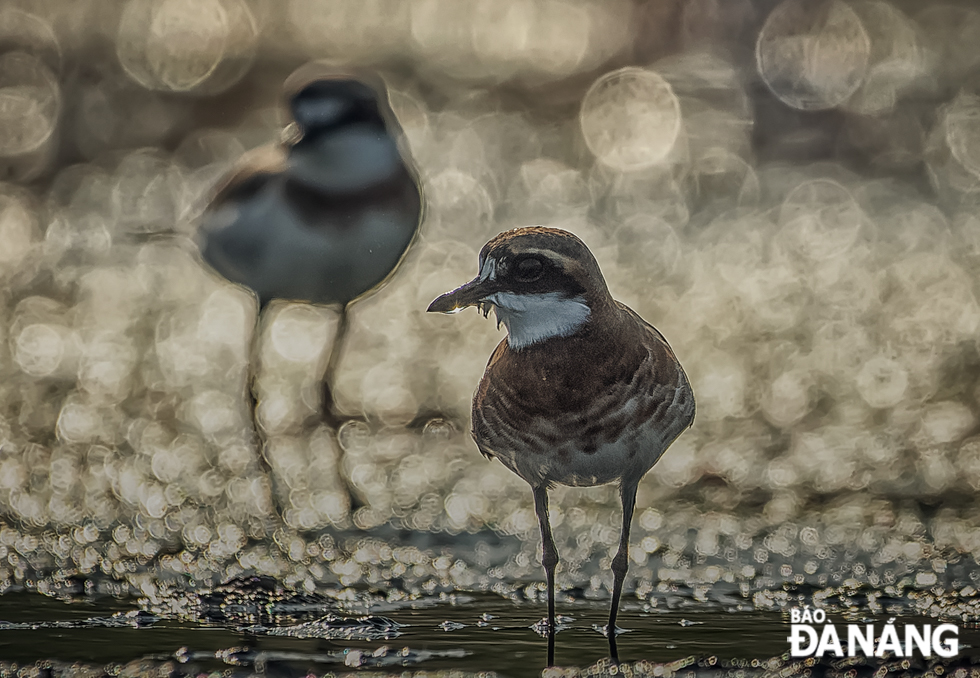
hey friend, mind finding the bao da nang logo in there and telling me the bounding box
[788,607,959,658]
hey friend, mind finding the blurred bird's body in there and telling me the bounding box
[200,75,421,308]
[428,227,695,664]
[197,70,423,514]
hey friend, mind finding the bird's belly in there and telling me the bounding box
[490,423,669,488]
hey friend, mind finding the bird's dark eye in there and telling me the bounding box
[513,256,544,282]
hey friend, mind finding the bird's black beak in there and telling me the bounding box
[427,276,496,314]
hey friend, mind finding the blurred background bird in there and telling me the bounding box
[198,65,424,510]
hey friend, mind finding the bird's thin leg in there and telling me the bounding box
[532,486,558,667]
[246,350,260,441]
[318,304,364,513]
[248,304,285,520]
[247,304,265,443]
[608,479,638,663]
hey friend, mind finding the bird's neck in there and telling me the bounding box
[493,289,617,351]
[492,296,646,404]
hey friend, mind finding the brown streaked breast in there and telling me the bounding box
[472,301,694,459]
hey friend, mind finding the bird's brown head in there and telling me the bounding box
[427,227,613,349]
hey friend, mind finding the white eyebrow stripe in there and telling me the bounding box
[518,248,568,267]
[480,257,496,281]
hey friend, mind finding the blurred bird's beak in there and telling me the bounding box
[427,276,496,314]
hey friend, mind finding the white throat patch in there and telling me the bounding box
[483,291,590,350]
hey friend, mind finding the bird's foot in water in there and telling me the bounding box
[530,615,575,636]
[593,623,631,637]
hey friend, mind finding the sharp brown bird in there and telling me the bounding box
[427,226,695,665]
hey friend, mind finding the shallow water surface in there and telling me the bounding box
[0,590,785,673]
[2,589,979,676]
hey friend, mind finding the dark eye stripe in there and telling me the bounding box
[514,256,544,282]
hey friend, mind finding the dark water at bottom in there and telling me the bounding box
[1,590,978,677]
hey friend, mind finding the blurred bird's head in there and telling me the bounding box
[427,227,614,349]
[288,78,385,136]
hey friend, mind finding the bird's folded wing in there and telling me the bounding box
[617,302,695,433]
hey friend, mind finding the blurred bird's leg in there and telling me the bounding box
[246,304,266,460]
[608,479,638,663]
[533,486,558,667]
[318,304,364,512]
[247,305,286,520]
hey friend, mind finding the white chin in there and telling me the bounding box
[484,291,590,349]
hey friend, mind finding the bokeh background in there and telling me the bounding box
[2,0,980,631]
